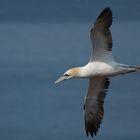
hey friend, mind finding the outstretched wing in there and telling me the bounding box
[90,7,114,62]
[84,77,110,137]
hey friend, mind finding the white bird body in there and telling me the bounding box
[55,7,140,137]
[79,62,118,77]
[77,62,137,78]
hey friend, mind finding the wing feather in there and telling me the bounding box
[84,77,110,137]
[90,7,114,62]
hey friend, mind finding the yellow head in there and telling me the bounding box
[55,67,80,84]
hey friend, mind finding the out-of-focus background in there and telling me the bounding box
[0,0,140,139]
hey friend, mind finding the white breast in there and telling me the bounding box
[80,61,119,77]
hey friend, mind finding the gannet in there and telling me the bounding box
[55,7,140,137]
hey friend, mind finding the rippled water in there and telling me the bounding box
[0,22,140,140]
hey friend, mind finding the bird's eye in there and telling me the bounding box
[64,73,70,77]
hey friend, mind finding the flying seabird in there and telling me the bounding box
[55,7,140,137]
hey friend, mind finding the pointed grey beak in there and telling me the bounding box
[54,76,67,84]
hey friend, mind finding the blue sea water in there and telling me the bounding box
[0,22,140,140]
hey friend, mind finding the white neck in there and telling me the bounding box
[77,63,92,78]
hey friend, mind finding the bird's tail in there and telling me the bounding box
[135,66,140,72]
[130,66,140,72]
[121,64,140,73]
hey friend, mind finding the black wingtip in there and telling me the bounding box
[97,7,112,19]
[85,128,89,137]
[90,132,93,137]
[86,131,96,138]
[96,7,113,28]
[86,131,93,138]
[85,128,97,138]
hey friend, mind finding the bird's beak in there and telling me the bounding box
[54,76,67,84]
